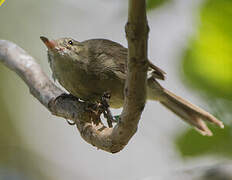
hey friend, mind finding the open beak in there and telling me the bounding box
[40,36,56,49]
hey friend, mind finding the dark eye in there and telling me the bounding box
[68,40,73,45]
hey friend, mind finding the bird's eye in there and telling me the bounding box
[68,40,73,45]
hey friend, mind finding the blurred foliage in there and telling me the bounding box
[146,0,170,10]
[0,64,51,179]
[176,0,232,158]
[182,0,232,100]
[176,125,232,158]
[0,64,22,166]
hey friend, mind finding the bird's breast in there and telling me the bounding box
[49,56,125,105]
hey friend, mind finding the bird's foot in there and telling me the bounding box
[84,102,102,125]
[99,92,115,128]
[55,92,116,127]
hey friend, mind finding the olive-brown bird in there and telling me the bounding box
[40,36,224,136]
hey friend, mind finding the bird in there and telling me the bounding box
[40,36,224,136]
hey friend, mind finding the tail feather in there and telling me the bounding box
[161,89,224,136]
[147,78,224,136]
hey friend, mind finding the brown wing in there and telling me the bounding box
[82,39,166,80]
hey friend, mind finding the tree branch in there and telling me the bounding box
[115,0,149,145]
[0,0,148,153]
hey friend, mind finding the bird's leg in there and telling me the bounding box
[84,95,113,127]
[99,92,115,128]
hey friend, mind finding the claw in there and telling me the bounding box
[66,119,76,126]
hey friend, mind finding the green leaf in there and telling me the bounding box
[182,0,232,100]
[175,125,232,158]
[178,0,232,158]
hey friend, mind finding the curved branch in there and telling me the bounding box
[0,0,148,153]
[0,40,63,106]
[0,40,115,152]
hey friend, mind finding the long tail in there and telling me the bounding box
[147,78,224,136]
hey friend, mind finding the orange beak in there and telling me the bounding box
[40,36,56,49]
